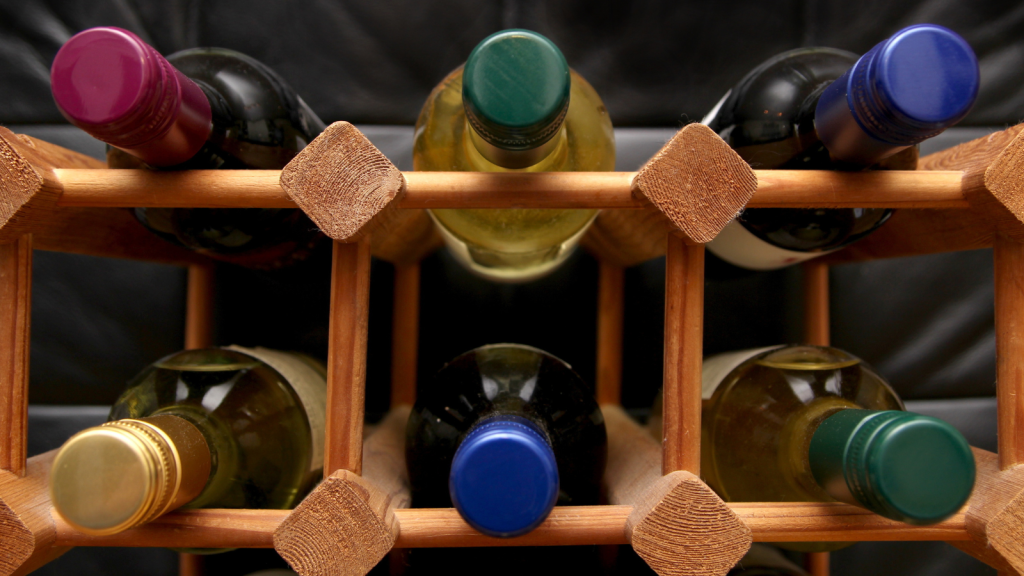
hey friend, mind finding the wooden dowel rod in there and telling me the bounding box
[53,169,968,210]
[179,553,204,576]
[732,502,969,542]
[806,552,829,576]
[390,264,420,407]
[994,235,1024,470]
[53,500,972,549]
[596,263,625,406]
[324,239,372,476]
[0,235,32,476]
[750,170,967,208]
[662,235,704,475]
[802,261,830,347]
[184,265,215,349]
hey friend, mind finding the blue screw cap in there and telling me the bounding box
[816,24,979,164]
[449,416,559,538]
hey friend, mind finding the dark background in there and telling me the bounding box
[1,0,1020,574]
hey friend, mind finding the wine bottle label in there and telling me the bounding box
[227,346,326,473]
[702,346,784,400]
[707,220,838,270]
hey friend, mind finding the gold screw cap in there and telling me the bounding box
[50,415,210,536]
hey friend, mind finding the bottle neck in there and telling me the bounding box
[51,414,212,535]
[467,119,566,169]
[806,409,975,524]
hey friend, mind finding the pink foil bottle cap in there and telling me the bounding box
[51,27,212,166]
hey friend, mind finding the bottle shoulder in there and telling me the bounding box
[413,67,615,172]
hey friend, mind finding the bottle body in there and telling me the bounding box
[52,28,327,268]
[51,346,326,536]
[413,63,615,282]
[705,25,978,270]
[406,344,607,537]
[650,345,975,549]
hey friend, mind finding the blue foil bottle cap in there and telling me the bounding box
[815,24,979,165]
[449,416,559,538]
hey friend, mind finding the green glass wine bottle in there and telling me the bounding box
[651,345,975,550]
[49,346,325,537]
[413,29,615,282]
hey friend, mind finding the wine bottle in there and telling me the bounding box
[50,27,327,268]
[413,29,615,282]
[651,345,974,536]
[703,24,978,270]
[728,544,809,576]
[50,346,326,536]
[405,344,607,537]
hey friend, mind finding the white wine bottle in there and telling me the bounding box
[651,345,974,549]
[413,29,615,282]
[50,346,325,536]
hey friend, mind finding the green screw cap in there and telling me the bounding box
[808,409,974,525]
[463,29,570,151]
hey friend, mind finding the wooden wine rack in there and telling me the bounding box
[0,121,1021,576]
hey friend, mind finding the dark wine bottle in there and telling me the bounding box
[703,24,978,271]
[727,544,809,576]
[50,27,327,268]
[405,344,607,538]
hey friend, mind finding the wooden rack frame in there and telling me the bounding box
[0,121,1022,576]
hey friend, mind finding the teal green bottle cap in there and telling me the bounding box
[463,29,570,151]
[808,409,974,525]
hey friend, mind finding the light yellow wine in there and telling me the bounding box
[413,66,615,282]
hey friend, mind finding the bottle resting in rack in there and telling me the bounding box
[650,345,974,550]
[703,24,979,271]
[406,344,607,537]
[413,29,615,282]
[50,347,326,537]
[50,27,327,269]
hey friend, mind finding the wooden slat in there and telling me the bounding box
[0,235,32,476]
[662,235,704,475]
[53,169,969,210]
[733,502,969,542]
[803,261,830,347]
[807,552,830,576]
[184,265,215,349]
[55,509,282,548]
[596,262,625,406]
[390,264,419,407]
[994,235,1024,470]
[324,239,372,476]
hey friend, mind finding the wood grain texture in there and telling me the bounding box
[580,206,675,267]
[596,263,625,405]
[0,236,31,476]
[325,239,372,476]
[178,553,204,576]
[604,405,751,576]
[953,126,1024,242]
[394,506,631,548]
[390,265,419,407]
[731,501,968,541]
[749,170,965,208]
[55,169,292,208]
[368,209,441,265]
[56,509,284,548]
[0,129,94,244]
[633,124,758,244]
[662,236,704,475]
[995,236,1024,470]
[280,122,405,243]
[822,208,991,264]
[275,407,411,576]
[0,452,68,575]
[399,171,640,208]
[953,447,1024,572]
[802,261,830,347]
[184,265,215,350]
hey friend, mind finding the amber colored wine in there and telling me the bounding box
[51,27,326,268]
[406,344,607,537]
[652,346,975,550]
[50,347,325,537]
[413,30,615,282]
